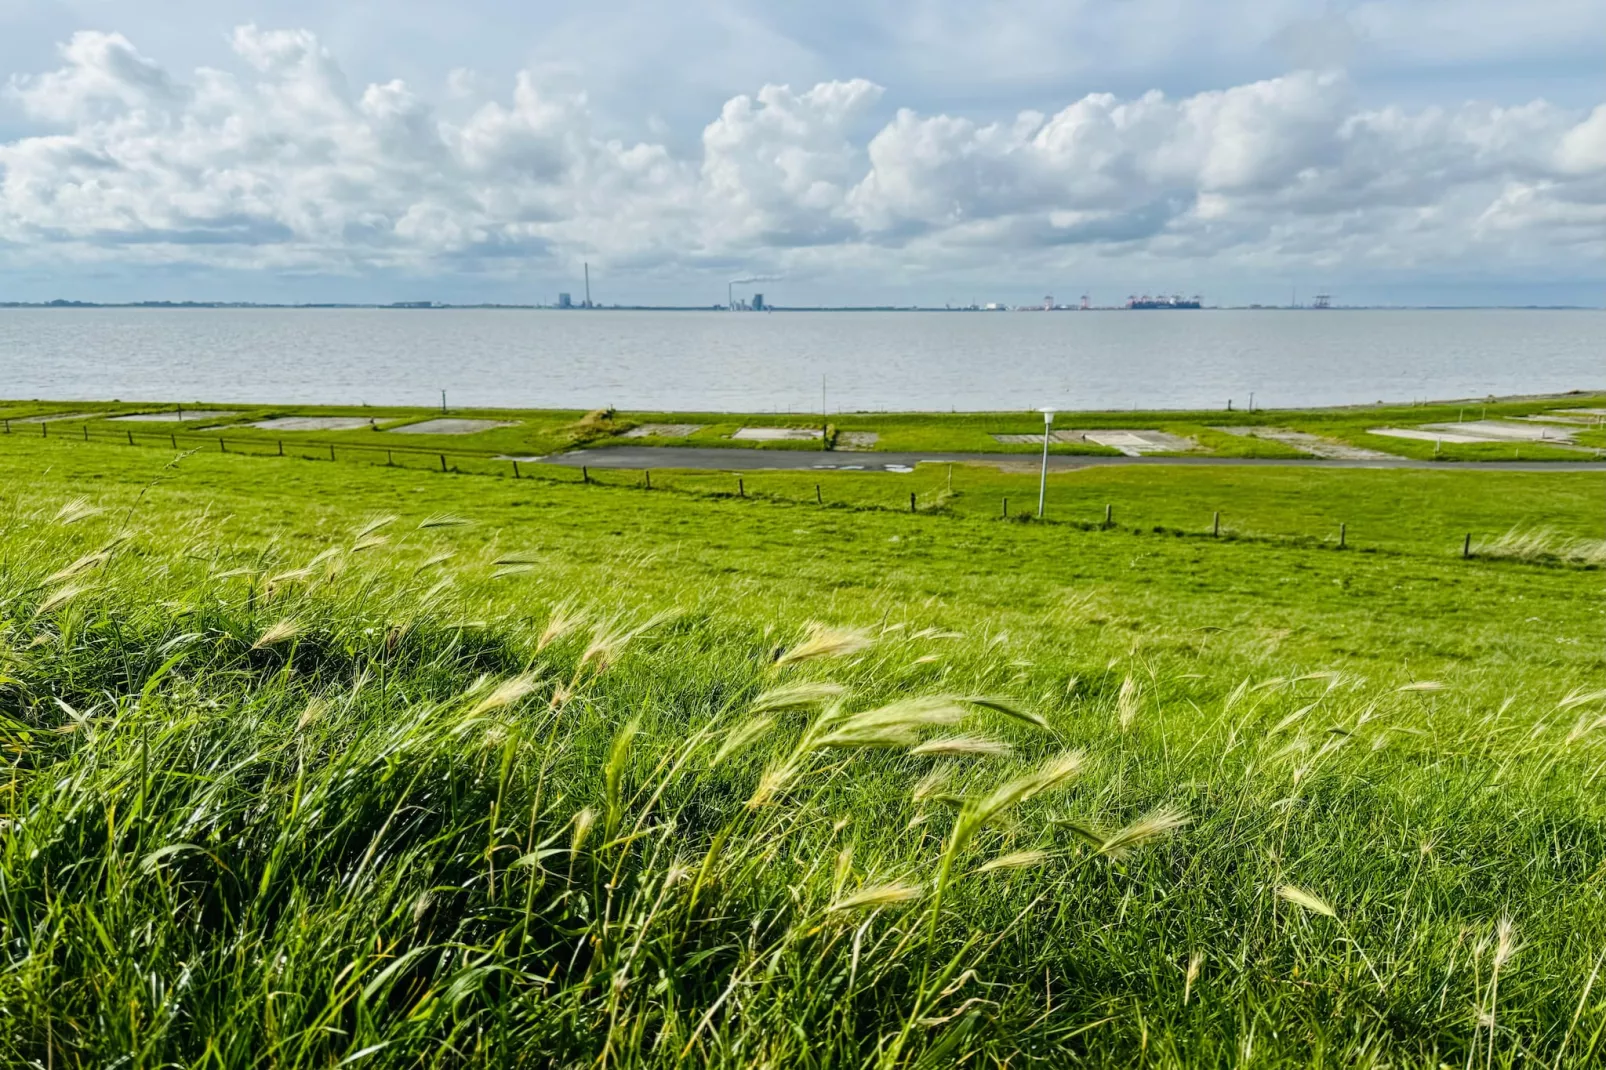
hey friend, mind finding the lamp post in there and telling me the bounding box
[1038,408,1055,518]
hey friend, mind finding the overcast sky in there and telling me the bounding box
[0,1,1602,306]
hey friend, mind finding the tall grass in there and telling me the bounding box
[1471,527,1606,567]
[2,499,1606,1066]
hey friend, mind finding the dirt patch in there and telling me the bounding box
[732,427,823,441]
[250,416,378,431]
[1213,427,1392,460]
[836,432,879,450]
[385,418,519,435]
[622,423,704,438]
[13,412,99,423]
[111,410,238,423]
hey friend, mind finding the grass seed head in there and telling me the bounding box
[469,673,541,716]
[1559,688,1606,711]
[36,583,91,616]
[1097,806,1191,858]
[711,716,774,766]
[537,603,586,651]
[570,808,596,859]
[1278,884,1337,918]
[749,681,848,714]
[1118,676,1141,733]
[968,750,1085,832]
[45,551,111,584]
[353,514,397,540]
[1494,917,1518,967]
[911,735,1013,758]
[775,623,873,666]
[251,619,301,650]
[974,849,1048,874]
[53,497,103,525]
[828,882,923,912]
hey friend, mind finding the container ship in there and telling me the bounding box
[1126,294,1202,309]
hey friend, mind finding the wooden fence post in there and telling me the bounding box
[815,484,822,505]
[1212,511,1220,537]
[1002,497,1008,518]
[910,492,916,513]
[1463,533,1471,558]
[738,478,745,498]
[1339,523,1346,549]
[440,454,447,472]
[512,461,520,479]
[1104,504,1113,527]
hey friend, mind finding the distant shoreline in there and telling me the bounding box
[0,302,1600,312]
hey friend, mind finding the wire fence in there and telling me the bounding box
[2,418,1588,566]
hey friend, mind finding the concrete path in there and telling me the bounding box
[548,445,1606,474]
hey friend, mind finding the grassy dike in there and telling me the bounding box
[0,435,1603,1067]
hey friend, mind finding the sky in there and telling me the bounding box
[0,1,1602,307]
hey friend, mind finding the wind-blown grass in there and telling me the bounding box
[1472,526,1606,567]
[0,450,1603,1066]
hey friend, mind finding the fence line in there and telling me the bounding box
[0,421,1539,563]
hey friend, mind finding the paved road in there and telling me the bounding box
[542,445,1606,474]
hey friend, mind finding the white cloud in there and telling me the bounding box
[0,25,1602,288]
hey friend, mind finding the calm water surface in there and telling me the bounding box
[0,309,1598,411]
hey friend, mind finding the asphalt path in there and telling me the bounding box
[541,445,1606,474]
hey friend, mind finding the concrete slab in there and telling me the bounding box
[621,423,703,438]
[836,432,879,450]
[1419,420,1577,443]
[249,416,378,431]
[991,429,1192,455]
[110,410,238,423]
[1213,426,1392,460]
[12,412,99,423]
[1083,430,1197,456]
[992,431,1087,445]
[1370,427,1514,445]
[731,427,823,441]
[385,418,518,435]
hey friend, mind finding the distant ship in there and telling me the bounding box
[1127,294,1202,309]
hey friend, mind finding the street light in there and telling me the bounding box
[1038,408,1055,518]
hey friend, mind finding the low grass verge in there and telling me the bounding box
[0,439,1602,1066]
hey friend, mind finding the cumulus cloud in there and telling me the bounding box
[0,25,1602,285]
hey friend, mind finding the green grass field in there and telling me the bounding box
[5,391,1604,464]
[0,433,1602,1067]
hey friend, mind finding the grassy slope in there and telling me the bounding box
[4,393,1604,463]
[1,437,1603,1067]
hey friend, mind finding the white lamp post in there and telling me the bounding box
[1038,408,1055,518]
